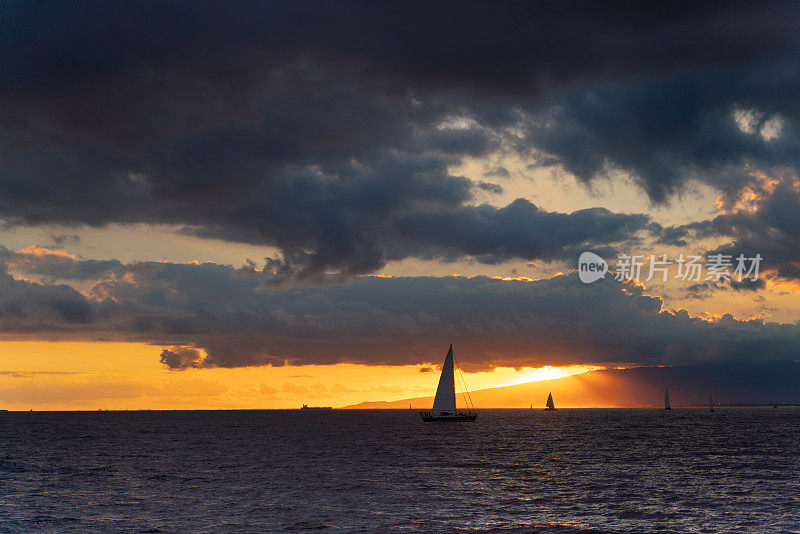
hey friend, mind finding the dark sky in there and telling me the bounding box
[1,1,800,371]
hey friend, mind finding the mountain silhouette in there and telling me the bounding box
[345,360,800,408]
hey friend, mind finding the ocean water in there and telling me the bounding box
[1,408,799,533]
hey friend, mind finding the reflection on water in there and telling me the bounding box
[1,408,798,532]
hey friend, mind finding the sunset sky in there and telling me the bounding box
[2,1,800,409]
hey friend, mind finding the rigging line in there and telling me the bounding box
[457,370,471,412]
[460,366,475,412]
[462,366,476,411]
[457,367,472,411]
[452,350,476,412]
[462,370,476,412]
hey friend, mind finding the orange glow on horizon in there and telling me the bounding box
[497,365,604,387]
[0,341,609,411]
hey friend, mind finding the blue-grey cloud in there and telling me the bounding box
[2,1,799,276]
[1,256,798,369]
[396,199,649,263]
[0,246,121,281]
[662,173,800,286]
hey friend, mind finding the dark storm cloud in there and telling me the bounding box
[730,278,766,292]
[396,199,649,263]
[0,266,96,328]
[1,258,799,369]
[160,347,204,370]
[683,278,765,300]
[2,1,800,275]
[476,182,504,195]
[663,173,800,286]
[0,246,121,281]
[656,226,690,247]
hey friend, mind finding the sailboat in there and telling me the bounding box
[664,387,671,410]
[544,392,556,411]
[709,394,714,412]
[419,345,477,422]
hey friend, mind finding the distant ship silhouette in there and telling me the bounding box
[300,404,332,411]
[419,345,477,422]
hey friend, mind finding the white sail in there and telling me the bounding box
[546,392,555,409]
[665,387,671,409]
[432,345,456,412]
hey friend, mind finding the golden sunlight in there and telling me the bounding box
[499,365,604,387]
[0,341,602,410]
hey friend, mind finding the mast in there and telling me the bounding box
[665,387,671,410]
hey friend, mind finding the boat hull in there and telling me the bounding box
[419,412,477,422]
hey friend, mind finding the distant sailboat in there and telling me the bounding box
[664,387,671,410]
[419,345,477,422]
[544,392,556,411]
[709,394,714,412]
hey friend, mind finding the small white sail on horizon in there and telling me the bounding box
[665,387,671,410]
[419,345,477,422]
[544,392,555,411]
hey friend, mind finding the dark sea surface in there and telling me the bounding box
[1,408,799,533]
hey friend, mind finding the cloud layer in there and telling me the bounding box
[2,2,800,372]
[2,2,800,276]
[1,252,799,370]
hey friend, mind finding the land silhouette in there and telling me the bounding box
[345,360,800,408]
